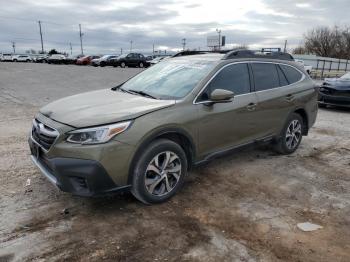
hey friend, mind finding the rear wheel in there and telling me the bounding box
[131,139,188,204]
[274,113,303,154]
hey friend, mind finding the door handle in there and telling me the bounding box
[246,103,257,111]
[285,94,295,102]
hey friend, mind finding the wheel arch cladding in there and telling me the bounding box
[294,108,309,135]
[127,128,196,184]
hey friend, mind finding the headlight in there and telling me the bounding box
[66,121,132,144]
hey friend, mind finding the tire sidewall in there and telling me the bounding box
[132,139,188,204]
[280,113,303,154]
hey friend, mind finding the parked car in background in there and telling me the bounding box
[47,54,66,64]
[13,55,32,62]
[28,50,318,204]
[76,55,100,65]
[109,53,149,68]
[63,55,78,64]
[318,72,350,108]
[34,55,48,63]
[91,55,118,67]
[1,54,13,61]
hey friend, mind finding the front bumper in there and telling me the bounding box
[318,92,350,107]
[29,138,131,196]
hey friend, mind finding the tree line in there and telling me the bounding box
[294,26,350,59]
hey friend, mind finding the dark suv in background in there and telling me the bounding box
[29,50,318,204]
[108,53,149,68]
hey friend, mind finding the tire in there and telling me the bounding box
[274,113,304,154]
[26,59,30,62]
[131,139,188,204]
[13,59,17,62]
[139,62,144,68]
[120,62,126,68]
[100,62,106,67]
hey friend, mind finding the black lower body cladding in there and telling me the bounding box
[29,139,130,196]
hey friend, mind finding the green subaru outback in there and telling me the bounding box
[29,50,318,204]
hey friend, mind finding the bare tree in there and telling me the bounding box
[293,46,307,55]
[302,26,350,59]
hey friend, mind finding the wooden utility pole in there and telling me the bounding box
[79,24,84,55]
[38,20,44,53]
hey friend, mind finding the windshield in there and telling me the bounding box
[120,59,216,99]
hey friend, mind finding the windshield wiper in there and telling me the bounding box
[112,85,135,95]
[128,89,158,99]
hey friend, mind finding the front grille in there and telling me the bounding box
[31,119,59,150]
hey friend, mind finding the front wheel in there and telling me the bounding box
[120,62,126,68]
[274,113,304,154]
[139,62,144,68]
[131,139,188,204]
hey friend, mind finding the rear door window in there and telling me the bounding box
[279,64,303,84]
[251,63,279,91]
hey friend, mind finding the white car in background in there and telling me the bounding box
[13,55,32,62]
[1,54,13,61]
[295,59,312,74]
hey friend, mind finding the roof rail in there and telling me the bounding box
[172,50,210,57]
[222,49,294,61]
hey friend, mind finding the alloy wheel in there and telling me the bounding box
[144,151,182,196]
[286,119,302,150]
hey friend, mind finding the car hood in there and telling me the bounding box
[40,89,175,128]
[324,78,350,90]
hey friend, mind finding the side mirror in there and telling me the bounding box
[209,89,234,103]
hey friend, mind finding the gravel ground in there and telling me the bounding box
[0,62,349,262]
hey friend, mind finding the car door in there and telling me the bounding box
[250,62,299,138]
[196,63,260,157]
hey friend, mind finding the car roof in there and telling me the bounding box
[169,53,304,71]
[171,53,224,62]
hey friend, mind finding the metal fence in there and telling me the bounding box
[293,55,350,79]
[311,59,350,79]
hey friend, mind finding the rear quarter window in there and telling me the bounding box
[279,64,303,84]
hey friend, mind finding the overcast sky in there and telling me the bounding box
[0,0,349,55]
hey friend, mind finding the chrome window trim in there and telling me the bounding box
[193,61,306,105]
